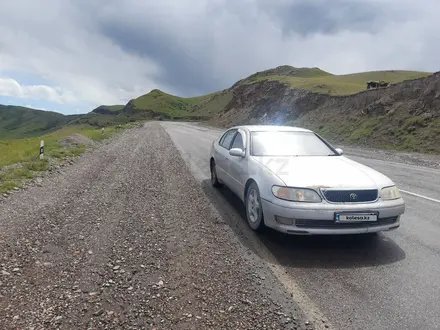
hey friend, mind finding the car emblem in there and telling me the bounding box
[349,193,358,200]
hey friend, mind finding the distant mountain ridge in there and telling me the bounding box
[91,105,124,115]
[0,105,74,139]
[1,65,438,153]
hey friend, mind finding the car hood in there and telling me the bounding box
[253,155,393,189]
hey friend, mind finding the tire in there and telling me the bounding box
[363,232,379,238]
[210,160,223,188]
[245,182,265,232]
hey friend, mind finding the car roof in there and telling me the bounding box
[230,125,313,133]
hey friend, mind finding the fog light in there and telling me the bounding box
[275,215,294,225]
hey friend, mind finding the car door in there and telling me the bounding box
[214,129,237,186]
[227,129,247,197]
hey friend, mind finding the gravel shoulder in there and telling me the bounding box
[338,144,440,169]
[0,123,310,329]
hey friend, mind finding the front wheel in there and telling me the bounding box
[210,161,223,188]
[245,182,265,232]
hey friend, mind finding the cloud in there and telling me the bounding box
[0,0,439,114]
[25,105,47,111]
[93,0,440,93]
[0,77,76,104]
[0,0,163,110]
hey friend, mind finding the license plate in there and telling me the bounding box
[335,212,378,222]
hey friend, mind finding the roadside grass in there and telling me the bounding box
[0,124,129,193]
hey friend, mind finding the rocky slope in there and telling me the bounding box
[212,72,440,153]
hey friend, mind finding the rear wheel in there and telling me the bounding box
[245,182,265,232]
[210,160,223,188]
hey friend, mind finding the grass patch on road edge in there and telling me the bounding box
[0,123,132,194]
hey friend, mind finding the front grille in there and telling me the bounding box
[295,217,398,229]
[321,189,378,203]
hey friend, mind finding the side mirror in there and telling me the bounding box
[335,148,344,155]
[229,148,245,157]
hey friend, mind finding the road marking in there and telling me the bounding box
[400,189,440,204]
[263,260,335,330]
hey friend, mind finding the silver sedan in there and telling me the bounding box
[209,125,405,235]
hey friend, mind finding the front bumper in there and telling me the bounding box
[261,197,405,235]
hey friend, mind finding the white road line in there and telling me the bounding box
[400,189,440,204]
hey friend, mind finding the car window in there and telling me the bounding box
[230,132,244,150]
[251,131,337,156]
[220,129,237,149]
[218,131,228,146]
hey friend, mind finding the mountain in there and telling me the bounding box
[1,65,438,153]
[91,105,124,115]
[0,104,126,139]
[212,69,440,153]
[122,66,431,120]
[233,66,431,95]
[120,89,233,120]
[120,66,439,153]
[0,105,71,139]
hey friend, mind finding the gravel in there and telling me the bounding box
[58,133,96,148]
[0,123,309,329]
[339,144,440,169]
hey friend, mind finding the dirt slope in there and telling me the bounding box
[212,72,440,153]
[0,123,310,330]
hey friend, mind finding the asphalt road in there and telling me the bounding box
[162,121,440,330]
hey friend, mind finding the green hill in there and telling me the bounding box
[126,66,430,119]
[237,66,431,95]
[126,89,233,119]
[0,105,70,139]
[236,65,333,84]
[91,105,124,115]
[0,104,128,140]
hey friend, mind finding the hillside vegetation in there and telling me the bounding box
[0,104,130,139]
[125,89,233,119]
[91,105,124,114]
[237,66,431,95]
[214,70,440,154]
[123,66,431,119]
[0,105,70,139]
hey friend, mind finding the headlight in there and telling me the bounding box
[380,186,401,200]
[272,186,322,203]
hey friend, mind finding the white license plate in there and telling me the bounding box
[336,213,378,222]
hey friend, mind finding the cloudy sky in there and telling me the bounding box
[0,0,439,115]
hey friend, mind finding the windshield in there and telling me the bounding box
[251,131,337,156]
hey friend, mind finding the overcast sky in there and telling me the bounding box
[0,0,439,114]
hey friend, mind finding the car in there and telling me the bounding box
[209,125,405,235]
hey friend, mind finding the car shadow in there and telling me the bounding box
[201,179,406,269]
